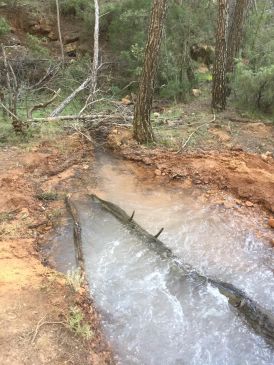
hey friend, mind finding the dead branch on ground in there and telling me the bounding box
[27,113,133,123]
[176,113,216,153]
[50,77,92,117]
[29,89,60,118]
[31,315,66,344]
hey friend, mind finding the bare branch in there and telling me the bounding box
[0,101,22,123]
[50,77,92,117]
[29,89,60,118]
[176,113,216,153]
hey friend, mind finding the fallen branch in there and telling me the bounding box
[29,89,60,118]
[176,113,216,153]
[31,316,66,344]
[70,123,96,146]
[27,113,132,123]
[223,115,272,124]
[50,77,91,117]
[154,227,164,238]
[78,97,105,116]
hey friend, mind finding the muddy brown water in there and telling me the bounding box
[51,152,274,365]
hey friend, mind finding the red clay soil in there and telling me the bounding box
[0,134,114,365]
[108,128,274,214]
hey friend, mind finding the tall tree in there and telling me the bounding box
[212,0,250,110]
[50,0,100,117]
[56,0,64,65]
[226,0,250,74]
[133,0,168,143]
[212,0,229,111]
[90,0,100,98]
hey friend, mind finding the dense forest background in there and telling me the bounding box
[0,0,274,138]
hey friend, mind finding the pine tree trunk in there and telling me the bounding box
[133,0,168,143]
[212,0,229,111]
[226,0,249,74]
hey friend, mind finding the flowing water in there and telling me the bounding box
[53,152,274,364]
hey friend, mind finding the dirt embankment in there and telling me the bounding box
[0,135,114,365]
[108,128,274,215]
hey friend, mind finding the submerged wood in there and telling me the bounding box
[89,193,274,347]
[65,196,85,274]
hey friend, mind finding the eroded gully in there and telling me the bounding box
[49,151,274,365]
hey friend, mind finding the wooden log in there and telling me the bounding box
[65,195,85,275]
[88,193,274,347]
[27,113,132,123]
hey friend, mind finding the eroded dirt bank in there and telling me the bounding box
[0,134,114,365]
[108,127,274,215]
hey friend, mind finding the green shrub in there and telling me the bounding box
[0,16,10,37]
[26,34,49,57]
[107,0,215,99]
[58,0,90,18]
[68,306,93,339]
[36,191,59,201]
[232,62,274,114]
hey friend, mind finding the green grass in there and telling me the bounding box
[66,268,84,292]
[68,306,93,340]
[0,211,15,223]
[36,191,59,201]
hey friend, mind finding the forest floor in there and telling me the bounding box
[0,98,274,364]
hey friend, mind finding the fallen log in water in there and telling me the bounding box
[65,195,85,275]
[88,193,274,347]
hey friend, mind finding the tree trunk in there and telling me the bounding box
[226,0,249,74]
[212,0,229,111]
[56,0,65,65]
[133,0,168,143]
[90,0,99,98]
[50,0,100,117]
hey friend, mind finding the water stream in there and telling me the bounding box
[52,152,274,364]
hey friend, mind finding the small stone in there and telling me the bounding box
[245,201,254,207]
[268,218,274,229]
[82,164,89,170]
[192,88,202,97]
[154,169,162,176]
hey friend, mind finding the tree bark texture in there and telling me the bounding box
[133,0,168,143]
[212,0,229,111]
[226,0,249,74]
